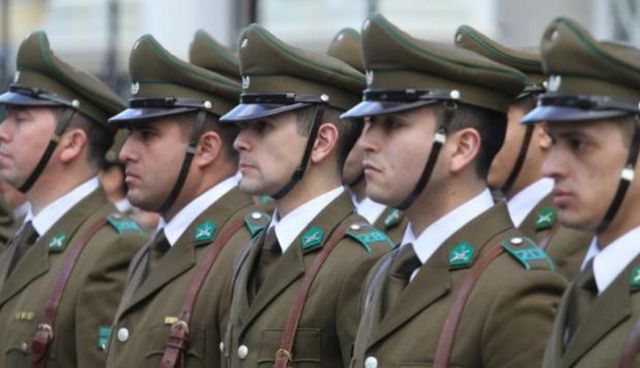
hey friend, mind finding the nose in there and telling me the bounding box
[233,128,253,153]
[119,135,137,164]
[359,121,380,153]
[0,116,12,143]
[541,144,567,182]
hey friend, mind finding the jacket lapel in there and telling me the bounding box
[563,270,633,366]
[368,201,514,348]
[0,188,108,307]
[241,191,354,331]
[519,193,555,240]
[125,187,252,312]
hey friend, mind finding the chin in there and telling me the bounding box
[238,179,266,196]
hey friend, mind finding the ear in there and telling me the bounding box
[449,128,481,174]
[194,130,222,168]
[310,122,339,164]
[536,125,552,151]
[58,128,88,163]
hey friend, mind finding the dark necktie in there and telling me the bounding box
[142,229,170,282]
[565,259,597,345]
[383,243,421,316]
[6,221,39,276]
[252,227,281,298]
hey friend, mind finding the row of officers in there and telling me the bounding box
[0,13,636,368]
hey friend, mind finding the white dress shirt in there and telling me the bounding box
[350,192,387,225]
[24,177,100,239]
[115,198,133,214]
[157,175,238,246]
[268,186,344,253]
[507,177,554,227]
[580,227,640,294]
[400,189,495,281]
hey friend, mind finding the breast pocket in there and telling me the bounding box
[257,328,322,368]
[144,324,206,367]
[4,324,35,367]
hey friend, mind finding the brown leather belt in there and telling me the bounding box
[31,217,108,368]
[620,315,640,368]
[433,242,505,368]
[160,215,246,368]
[272,220,356,368]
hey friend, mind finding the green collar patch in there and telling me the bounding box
[534,207,557,231]
[346,223,394,252]
[448,241,475,269]
[107,214,142,234]
[48,232,68,252]
[501,236,555,271]
[630,266,640,289]
[193,221,217,246]
[300,226,324,252]
[98,325,111,351]
[244,211,271,237]
[383,209,402,228]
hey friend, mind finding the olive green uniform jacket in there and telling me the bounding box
[223,192,392,367]
[0,188,146,367]
[543,252,640,367]
[351,202,567,368]
[106,188,260,368]
[0,196,19,250]
[518,194,591,280]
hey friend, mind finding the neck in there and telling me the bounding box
[349,176,367,202]
[406,176,486,236]
[27,170,95,214]
[161,165,235,221]
[275,168,341,218]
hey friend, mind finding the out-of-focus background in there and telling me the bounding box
[0,0,639,100]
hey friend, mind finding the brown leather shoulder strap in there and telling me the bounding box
[160,214,247,368]
[433,242,505,368]
[31,217,108,368]
[272,219,356,368]
[620,313,640,367]
[538,220,561,251]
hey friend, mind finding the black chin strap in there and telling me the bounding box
[500,124,534,195]
[271,105,325,200]
[157,110,208,214]
[595,115,640,234]
[19,108,76,193]
[396,105,455,211]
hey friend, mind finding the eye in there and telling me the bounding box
[382,117,401,130]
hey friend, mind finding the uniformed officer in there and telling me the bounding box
[328,27,408,244]
[0,31,147,367]
[105,33,262,368]
[520,17,640,367]
[218,24,392,367]
[341,14,566,367]
[455,25,592,279]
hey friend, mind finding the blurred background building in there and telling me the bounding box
[0,0,639,100]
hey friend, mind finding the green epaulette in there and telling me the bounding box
[346,222,395,252]
[501,236,555,271]
[244,210,271,237]
[107,214,143,234]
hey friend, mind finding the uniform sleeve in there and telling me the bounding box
[74,230,144,367]
[336,245,388,367]
[481,269,567,368]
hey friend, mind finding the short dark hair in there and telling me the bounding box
[294,106,363,170]
[175,111,240,163]
[57,108,114,170]
[432,103,507,179]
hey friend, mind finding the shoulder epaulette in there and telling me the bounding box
[244,210,270,237]
[501,236,555,271]
[346,222,394,252]
[106,214,143,234]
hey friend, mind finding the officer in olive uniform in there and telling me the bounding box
[341,14,566,367]
[520,18,640,368]
[0,31,146,367]
[328,27,408,244]
[105,34,263,368]
[219,24,392,367]
[455,25,591,279]
[0,181,28,249]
